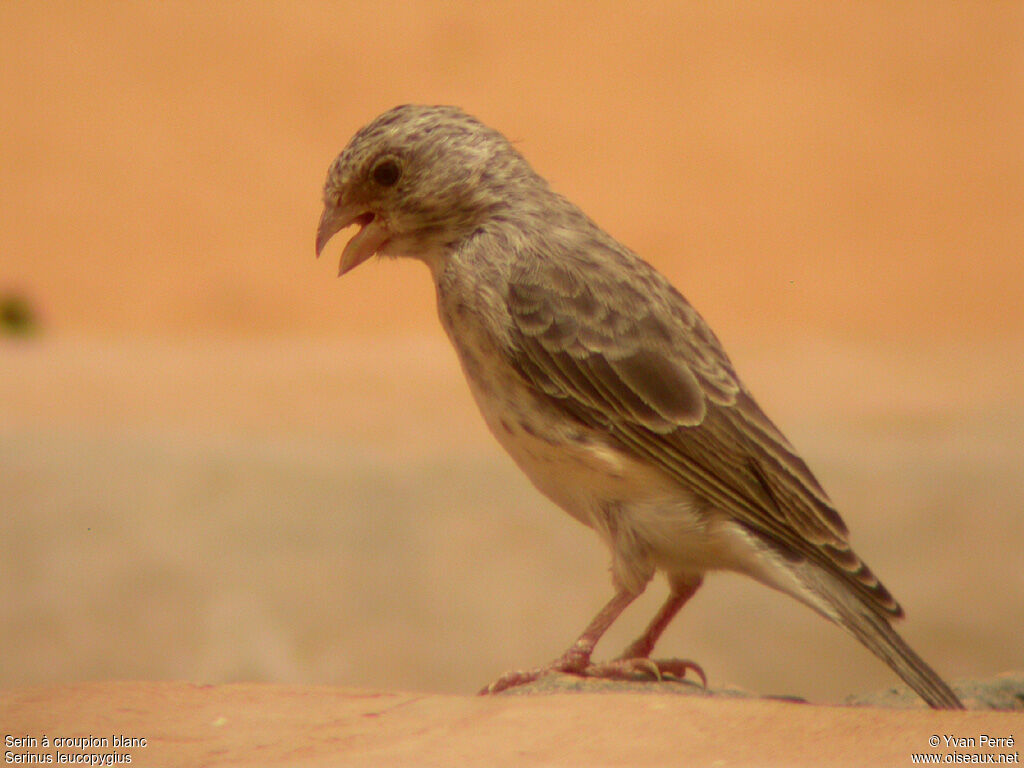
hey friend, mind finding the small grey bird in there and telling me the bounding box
[315,104,962,709]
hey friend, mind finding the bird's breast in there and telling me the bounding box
[435,275,685,524]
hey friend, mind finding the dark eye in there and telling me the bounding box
[371,157,401,187]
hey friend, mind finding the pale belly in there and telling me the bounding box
[451,323,752,590]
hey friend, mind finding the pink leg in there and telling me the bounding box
[617,577,701,659]
[588,577,706,687]
[480,589,638,695]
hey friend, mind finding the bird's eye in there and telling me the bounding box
[371,157,401,187]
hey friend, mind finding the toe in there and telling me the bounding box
[655,658,707,688]
[479,669,535,695]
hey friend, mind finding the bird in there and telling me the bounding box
[315,104,962,709]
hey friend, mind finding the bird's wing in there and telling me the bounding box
[507,250,901,617]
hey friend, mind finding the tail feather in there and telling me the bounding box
[801,564,963,709]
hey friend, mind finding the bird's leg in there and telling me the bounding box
[479,588,638,695]
[587,577,707,687]
[617,577,700,659]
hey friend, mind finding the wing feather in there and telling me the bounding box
[507,251,900,617]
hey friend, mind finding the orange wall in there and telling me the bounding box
[2,2,1021,341]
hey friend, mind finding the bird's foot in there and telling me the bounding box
[589,656,708,688]
[479,649,591,695]
[479,653,706,694]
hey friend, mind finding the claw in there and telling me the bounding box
[587,656,707,686]
[586,657,663,682]
[653,657,707,688]
[479,668,542,695]
[633,657,663,682]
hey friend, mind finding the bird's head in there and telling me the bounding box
[316,104,537,275]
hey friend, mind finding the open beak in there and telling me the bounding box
[315,202,392,276]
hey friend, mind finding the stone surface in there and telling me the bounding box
[847,670,1024,711]
[3,680,1022,768]
[503,670,1024,711]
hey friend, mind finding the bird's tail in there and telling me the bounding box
[796,562,963,710]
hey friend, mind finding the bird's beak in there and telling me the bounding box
[315,202,392,276]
